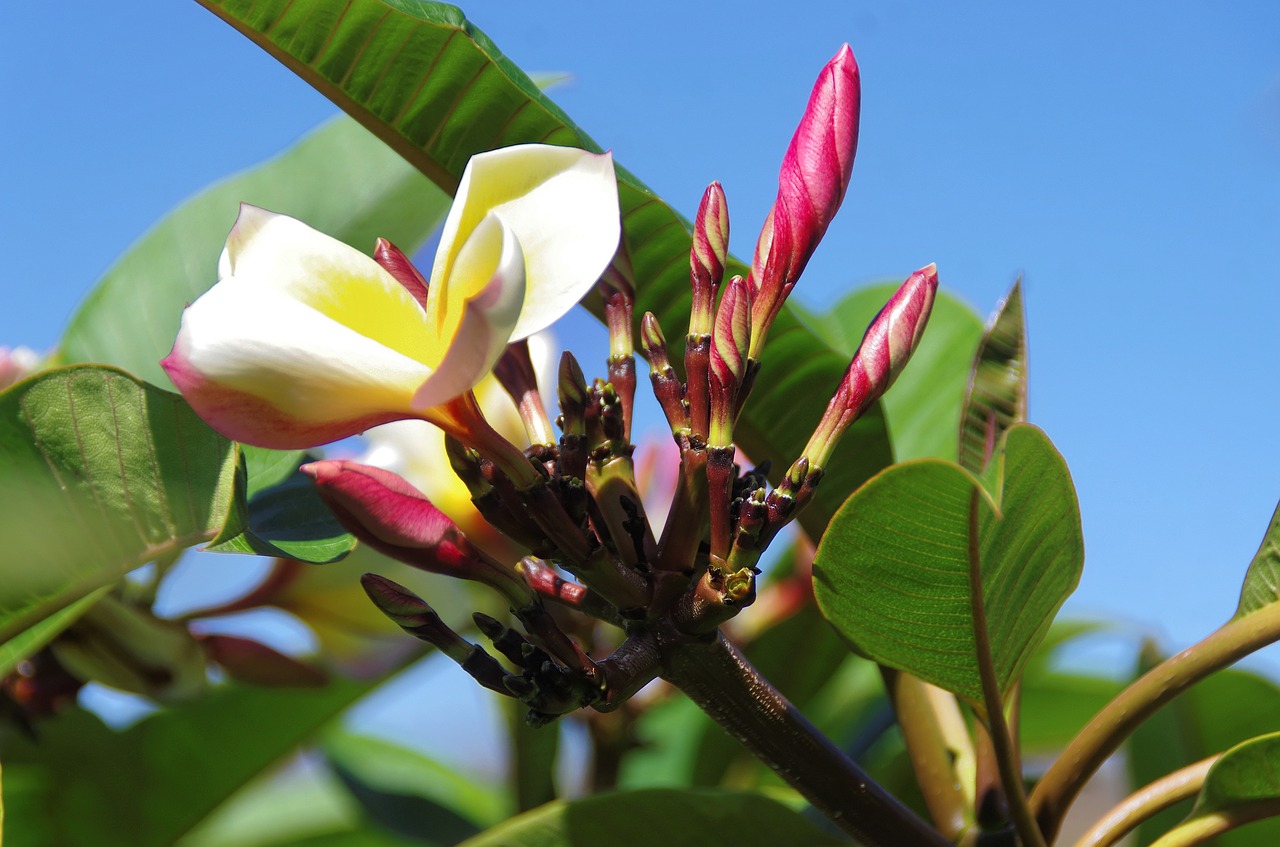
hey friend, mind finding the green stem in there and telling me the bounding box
[1148,800,1280,847]
[1073,756,1215,847]
[967,493,1044,847]
[663,632,950,847]
[1029,602,1280,843]
[882,667,976,840]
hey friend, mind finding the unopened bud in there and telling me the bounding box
[557,352,589,438]
[690,182,730,337]
[798,264,938,472]
[304,460,528,603]
[749,44,861,357]
[709,276,752,446]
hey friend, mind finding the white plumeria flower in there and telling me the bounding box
[163,144,619,449]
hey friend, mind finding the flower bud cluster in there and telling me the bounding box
[159,44,938,727]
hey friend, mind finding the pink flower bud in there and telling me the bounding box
[793,264,937,475]
[709,275,752,446]
[750,44,861,353]
[690,182,730,337]
[302,459,518,595]
[844,263,938,418]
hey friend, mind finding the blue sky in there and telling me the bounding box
[4,0,1279,668]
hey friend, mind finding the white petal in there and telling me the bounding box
[413,214,526,409]
[180,276,433,424]
[220,204,432,363]
[431,145,620,342]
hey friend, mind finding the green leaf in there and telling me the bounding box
[1185,732,1280,824]
[60,116,451,390]
[1233,500,1280,620]
[793,283,985,462]
[1128,651,1280,846]
[193,0,894,536]
[322,731,503,843]
[209,453,355,564]
[455,788,844,847]
[813,423,1083,704]
[1,674,402,846]
[0,366,238,647]
[958,280,1027,473]
[0,586,111,678]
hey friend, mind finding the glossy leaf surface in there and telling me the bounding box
[813,423,1083,704]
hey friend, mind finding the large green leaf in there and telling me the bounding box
[0,366,238,647]
[193,0,893,536]
[1233,500,1280,620]
[60,116,450,390]
[1,675,399,847]
[812,423,1083,704]
[958,281,1027,473]
[793,284,984,462]
[455,788,843,847]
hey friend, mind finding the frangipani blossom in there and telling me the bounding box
[163,144,619,449]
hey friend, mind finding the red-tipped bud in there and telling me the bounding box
[844,263,938,417]
[710,276,752,390]
[303,460,520,596]
[797,264,937,473]
[372,238,430,311]
[750,44,861,354]
[709,276,753,446]
[690,182,730,336]
[640,312,672,375]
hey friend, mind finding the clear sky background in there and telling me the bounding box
[3,1,1280,691]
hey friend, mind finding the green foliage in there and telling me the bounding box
[454,787,845,847]
[813,424,1083,705]
[1128,656,1280,846]
[0,366,237,649]
[958,280,1027,474]
[1234,499,1280,620]
[323,731,504,843]
[1179,732,1280,840]
[209,453,355,564]
[2,675,397,846]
